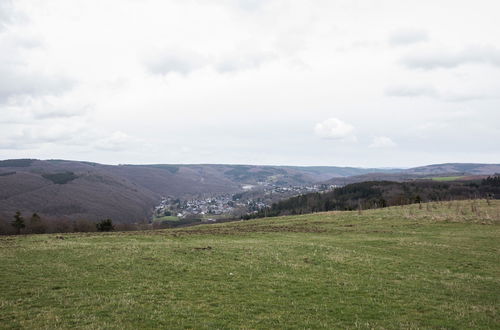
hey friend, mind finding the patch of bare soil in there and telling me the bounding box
[169,224,329,237]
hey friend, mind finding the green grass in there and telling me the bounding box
[1,200,499,329]
[153,215,180,222]
[431,176,466,181]
[200,214,230,220]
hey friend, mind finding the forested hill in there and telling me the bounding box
[1,158,499,224]
[246,177,500,219]
[0,159,399,223]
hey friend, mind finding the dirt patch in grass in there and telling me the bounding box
[193,246,213,250]
[170,224,329,237]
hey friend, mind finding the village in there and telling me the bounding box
[153,183,339,221]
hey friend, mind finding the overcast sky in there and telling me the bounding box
[1,0,499,167]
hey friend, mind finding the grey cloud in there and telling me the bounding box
[145,49,276,75]
[389,29,429,46]
[0,1,27,32]
[235,0,266,11]
[94,131,137,152]
[0,125,86,150]
[0,140,31,150]
[0,33,74,104]
[195,0,266,12]
[386,84,496,103]
[144,51,207,75]
[0,67,74,104]
[385,85,438,98]
[32,107,88,119]
[401,45,500,70]
[441,93,497,103]
[3,34,42,49]
[28,99,92,120]
[0,95,91,127]
[0,0,13,31]
[214,51,275,73]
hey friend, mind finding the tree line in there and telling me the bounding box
[0,212,150,235]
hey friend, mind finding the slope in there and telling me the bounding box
[0,200,498,328]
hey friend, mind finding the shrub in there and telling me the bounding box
[96,219,114,232]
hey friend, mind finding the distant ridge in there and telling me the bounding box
[325,163,500,185]
[403,163,500,175]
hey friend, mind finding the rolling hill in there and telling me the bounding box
[0,159,401,223]
[325,163,500,186]
[0,160,158,223]
[403,163,500,175]
[1,159,499,223]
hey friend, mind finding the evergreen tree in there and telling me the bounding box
[29,213,46,234]
[96,219,114,232]
[11,211,25,235]
[31,213,41,223]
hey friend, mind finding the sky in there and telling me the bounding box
[0,0,499,167]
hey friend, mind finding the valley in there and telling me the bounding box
[1,159,499,230]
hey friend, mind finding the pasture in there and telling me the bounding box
[1,200,499,329]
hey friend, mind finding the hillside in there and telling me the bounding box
[0,160,400,223]
[283,165,402,180]
[1,200,498,328]
[250,178,500,218]
[0,160,320,222]
[325,163,500,185]
[1,159,499,224]
[0,160,158,223]
[404,163,500,175]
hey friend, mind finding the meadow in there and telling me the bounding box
[153,215,180,222]
[431,176,466,181]
[1,200,499,329]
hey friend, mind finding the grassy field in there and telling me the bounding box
[153,215,180,222]
[431,176,466,181]
[1,200,499,329]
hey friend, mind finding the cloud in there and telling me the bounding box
[0,124,88,150]
[385,85,438,98]
[21,96,92,119]
[0,1,499,166]
[191,0,267,12]
[0,0,13,31]
[94,131,135,151]
[0,125,138,152]
[235,0,266,11]
[314,118,355,141]
[0,33,74,104]
[144,50,207,75]
[385,84,496,103]
[443,93,496,102]
[369,136,397,148]
[144,48,276,75]
[214,51,275,73]
[389,29,429,46]
[0,68,73,103]
[401,45,500,70]
[0,139,31,150]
